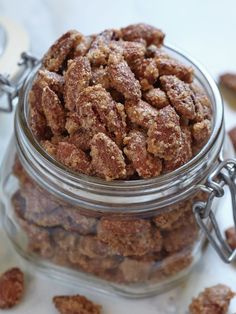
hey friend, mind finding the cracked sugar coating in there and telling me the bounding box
[29,23,212,181]
[189,284,235,314]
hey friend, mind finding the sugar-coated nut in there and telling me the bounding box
[87,29,114,65]
[124,130,162,178]
[90,133,126,180]
[0,268,24,309]
[163,221,198,253]
[29,105,51,140]
[119,258,153,283]
[156,57,193,83]
[37,69,64,94]
[192,119,211,144]
[91,66,110,89]
[121,23,165,46]
[131,57,159,90]
[189,284,235,314]
[42,86,66,135]
[108,53,141,100]
[143,88,169,108]
[68,130,92,151]
[41,140,58,156]
[164,125,192,172]
[147,105,182,160]
[42,30,80,72]
[160,75,196,120]
[97,218,162,256]
[219,73,236,92]
[77,85,126,146]
[153,207,184,231]
[110,40,146,65]
[125,99,158,129]
[228,127,236,151]
[57,142,92,175]
[191,83,212,122]
[225,227,236,249]
[161,250,192,276]
[74,35,94,57]
[53,294,102,314]
[64,56,92,111]
[65,112,81,134]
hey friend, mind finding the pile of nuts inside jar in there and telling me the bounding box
[12,23,213,285]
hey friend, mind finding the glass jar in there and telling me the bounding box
[1,45,236,298]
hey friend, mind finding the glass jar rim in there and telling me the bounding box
[15,43,224,211]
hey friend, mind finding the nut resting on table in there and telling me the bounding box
[11,23,213,287]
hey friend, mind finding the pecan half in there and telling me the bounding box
[121,23,165,47]
[90,133,126,180]
[124,130,162,178]
[160,75,196,119]
[64,56,92,111]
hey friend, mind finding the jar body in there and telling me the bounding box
[0,43,229,297]
[0,134,232,297]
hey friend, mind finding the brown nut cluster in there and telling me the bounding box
[0,268,24,309]
[189,284,235,314]
[12,159,204,285]
[29,23,212,181]
[53,294,101,314]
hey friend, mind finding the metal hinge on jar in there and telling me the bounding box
[0,52,39,112]
[194,158,236,263]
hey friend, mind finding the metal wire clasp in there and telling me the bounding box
[193,159,236,263]
[0,52,39,112]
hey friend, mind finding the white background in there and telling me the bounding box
[1,0,236,313]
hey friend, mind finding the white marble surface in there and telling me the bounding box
[1,0,236,313]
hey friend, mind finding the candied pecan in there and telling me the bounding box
[65,112,81,134]
[219,73,236,92]
[64,56,92,111]
[125,99,158,129]
[97,218,162,256]
[160,75,196,119]
[191,83,212,122]
[87,29,114,65]
[192,119,211,144]
[121,23,165,46]
[228,127,236,150]
[90,133,126,180]
[0,268,24,309]
[131,57,159,90]
[189,284,235,314]
[110,40,146,67]
[42,86,66,135]
[78,236,111,258]
[77,85,126,146]
[119,258,153,283]
[163,221,198,253]
[53,295,101,314]
[42,30,80,72]
[156,57,193,83]
[30,105,51,140]
[57,142,92,175]
[124,130,162,178]
[146,45,170,59]
[74,35,94,57]
[153,207,184,231]
[147,105,182,160]
[225,227,236,249]
[164,125,192,172]
[162,250,193,276]
[68,130,92,151]
[37,69,64,94]
[143,88,169,108]
[108,52,141,100]
[41,140,58,156]
[91,66,110,89]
